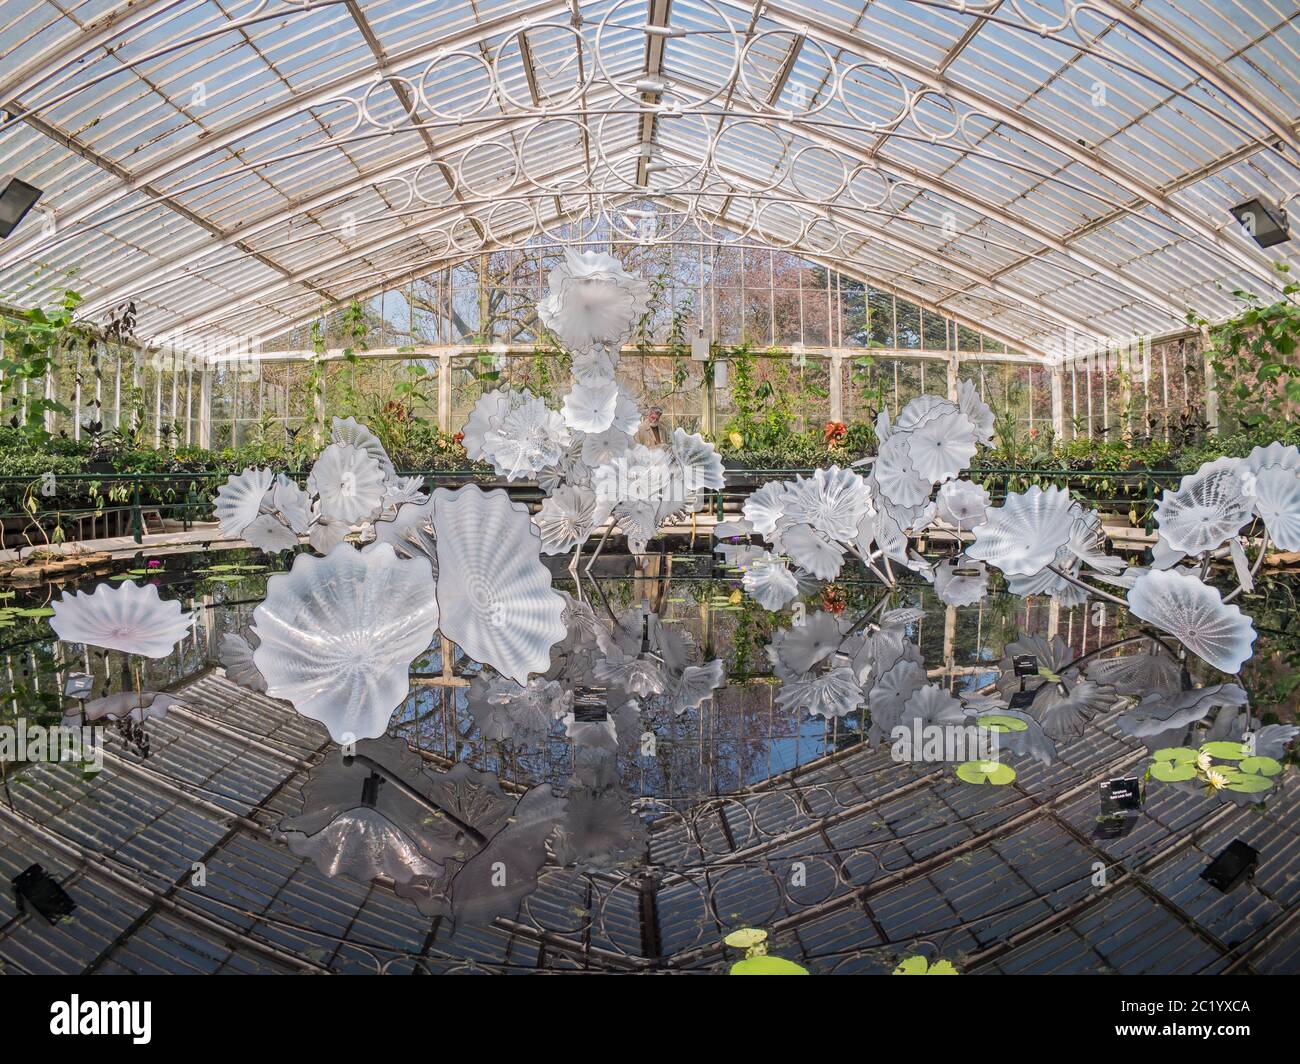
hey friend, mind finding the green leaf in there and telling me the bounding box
[956,760,1016,785]
[1238,756,1283,777]
[1200,741,1249,761]
[1225,773,1273,794]
[730,956,808,975]
[1153,747,1198,764]
[724,928,767,949]
[893,955,959,975]
[1149,760,1197,782]
[976,713,1028,733]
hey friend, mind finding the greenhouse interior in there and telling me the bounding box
[0,0,1298,987]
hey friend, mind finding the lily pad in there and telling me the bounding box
[1225,773,1273,794]
[724,928,768,950]
[1149,760,1198,782]
[976,713,1028,733]
[730,956,808,975]
[1200,741,1249,761]
[893,955,959,975]
[1238,756,1283,777]
[1153,747,1198,764]
[956,760,1016,785]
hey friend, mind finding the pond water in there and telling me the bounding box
[2,548,1298,974]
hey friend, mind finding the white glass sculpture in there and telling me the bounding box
[934,556,989,606]
[742,552,800,611]
[1243,442,1300,475]
[51,580,190,658]
[462,389,522,462]
[368,495,436,570]
[967,485,1077,576]
[1154,462,1252,555]
[220,631,267,693]
[780,466,873,540]
[269,473,312,533]
[214,467,272,538]
[935,479,990,530]
[534,484,607,554]
[1126,568,1256,674]
[1251,464,1300,550]
[580,426,631,468]
[431,486,567,685]
[956,378,996,447]
[482,394,571,479]
[873,434,930,507]
[536,247,651,353]
[670,428,726,492]
[76,691,177,723]
[253,543,439,742]
[903,407,976,484]
[774,521,845,581]
[331,415,395,477]
[562,380,620,434]
[776,667,863,719]
[243,513,299,553]
[741,480,791,537]
[308,442,386,525]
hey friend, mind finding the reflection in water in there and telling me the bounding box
[2,552,1299,967]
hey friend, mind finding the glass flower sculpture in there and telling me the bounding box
[1126,569,1256,675]
[1153,460,1252,555]
[482,393,571,479]
[253,543,440,742]
[536,246,651,354]
[307,442,387,526]
[431,486,567,685]
[214,467,273,539]
[51,580,190,658]
[1250,464,1300,550]
[966,485,1077,577]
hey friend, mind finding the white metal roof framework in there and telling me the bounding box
[0,0,1297,364]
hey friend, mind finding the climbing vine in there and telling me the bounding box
[1191,262,1300,431]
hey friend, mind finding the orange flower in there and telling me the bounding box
[824,420,847,445]
[821,586,845,613]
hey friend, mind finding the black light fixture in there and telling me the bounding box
[0,175,43,239]
[13,863,76,924]
[1201,839,1260,893]
[1230,196,1290,248]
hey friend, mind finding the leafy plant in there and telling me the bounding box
[0,290,81,441]
[1191,262,1300,432]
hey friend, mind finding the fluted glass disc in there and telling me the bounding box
[1126,569,1256,675]
[1154,466,1251,555]
[432,486,567,685]
[967,486,1076,577]
[253,543,439,742]
[51,579,190,658]
[1252,464,1300,551]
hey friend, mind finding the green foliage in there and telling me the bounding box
[1191,262,1300,432]
[893,955,959,975]
[0,290,81,441]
